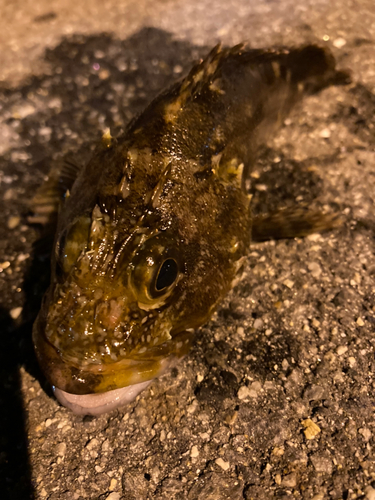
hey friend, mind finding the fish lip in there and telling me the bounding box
[53,380,153,416]
[33,311,195,395]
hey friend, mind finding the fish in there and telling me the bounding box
[32,43,350,415]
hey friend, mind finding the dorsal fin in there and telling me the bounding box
[28,155,82,226]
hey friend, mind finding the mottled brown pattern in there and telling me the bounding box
[33,44,349,395]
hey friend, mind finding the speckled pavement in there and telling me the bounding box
[1,1,375,499]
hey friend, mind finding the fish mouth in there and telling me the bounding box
[32,311,194,402]
[54,380,154,416]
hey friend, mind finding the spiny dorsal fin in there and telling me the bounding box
[28,155,82,226]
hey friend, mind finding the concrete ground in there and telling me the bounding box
[0,0,375,498]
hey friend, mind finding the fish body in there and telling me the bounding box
[32,44,349,415]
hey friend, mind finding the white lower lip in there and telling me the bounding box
[53,380,153,416]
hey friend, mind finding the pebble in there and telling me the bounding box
[109,479,118,490]
[308,262,322,278]
[237,386,251,400]
[249,381,262,393]
[253,318,263,329]
[8,216,20,229]
[304,384,325,401]
[106,494,120,500]
[215,458,230,471]
[190,445,199,458]
[302,419,321,440]
[337,345,348,356]
[319,128,331,138]
[333,37,347,48]
[357,317,365,326]
[0,261,10,271]
[272,446,284,456]
[86,438,99,450]
[365,486,375,500]
[10,307,22,319]
[310,453,333,474]
[56,442,67,457]
[311,494,325,500]
[359,428,372,442]
[282,472,297,487]
[348,357,356,368]
[283,279,294,289]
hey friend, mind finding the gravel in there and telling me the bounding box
[1,0,375,499]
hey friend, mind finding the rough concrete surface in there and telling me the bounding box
[0,0,375,499]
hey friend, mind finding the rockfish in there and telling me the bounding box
[32,44,349,415]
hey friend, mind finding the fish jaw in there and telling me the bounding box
[52,345,185,416]
[33,309,194,398]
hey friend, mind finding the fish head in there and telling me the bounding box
[33,199,199,398]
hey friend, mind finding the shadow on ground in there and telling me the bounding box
[1,25,375,500]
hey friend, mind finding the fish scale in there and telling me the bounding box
[32,43,350,415]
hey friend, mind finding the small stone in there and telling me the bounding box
[308,262,322,278]
[85,438,99,450]
[10,307,22,320]
[356,317,365,326]
[333,37,347,48]
[253,318,263,329]
[283,279,294,289]
[0,261,10,271]
[255,183,267,191]
[365,486,375,500]
[106,494,120,500]
[109,478,118,490]
[311,494,325,500]
[8,216,20,229]
[359,428,372,442]
[237,386,251,400]
[215,457,230,471]
[190,445,199,458]
[17,253,29,262]
[310,453,333,474]
[282,472,296,487]
[348,357,356,368]
[249,381,262,394]
[56,442,67,457]
[272,446,284,456]
[312,318,320,328]
[275,473,282,485]
[304,384,325,401]
[302,419,321,440]
[319,128,331,138]
[336,345,348,356]
[99,69,110,80]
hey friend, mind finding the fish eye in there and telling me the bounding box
[130,234,182,308]
[155,259,178,291]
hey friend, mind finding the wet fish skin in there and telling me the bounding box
[32,44,349,401]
